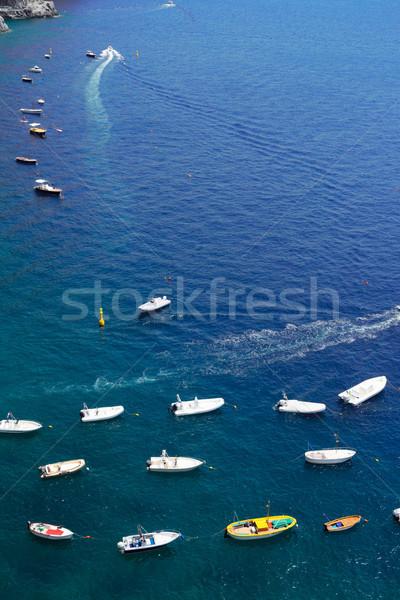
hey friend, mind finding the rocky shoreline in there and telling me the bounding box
[0,0,58,32]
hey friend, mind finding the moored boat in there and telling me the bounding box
[80,403,124,422]
[225,511,296,540]
[15,156,37,165]
[117,525,181,553]
[169,394,224,416]
[0,413,42,433]
[30,127,46,138]
[29,66,42,73]
[138,296,171,313]
[39,459,85,478]
[305,447,356,465]
[338,376,387,406]
[34,179,62,196]
[45,54,51,59]
[28,521,73,540]
[38,99,45,105]
[20,108,42,115]
[22,76,33,82]
[275,391,326,414]
[146,449,205,472]
[324,515,361,532]
[86,51,96,58]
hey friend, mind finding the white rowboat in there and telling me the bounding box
[80,403,124,422]
[0,413,42,433]
[20,108,42,115]
[275,392,326,414]
[146,450,205,472]
[138,295,171,313]
[28,521,73,540]
[338,376,387,406]
[118,525,181,553]
[305,448,356,465]
[169,394,224,416]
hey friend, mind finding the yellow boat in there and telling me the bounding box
[324,515,361,532]
[30,127,46,138]
[225,514,296,540]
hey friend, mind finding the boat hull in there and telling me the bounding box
[277,400,326,414]
[138,297,171,313]
[225,515,296,540]
[169,398,224,416]
[118,531,181,553]
[80,405,124,422]
[0,419,42,433]
[39,459,85,478]
[34,187,62,196]
[324,515,361,532]
[147,457,204,472]
[15,157,37,165]
[338,376,387,406]
[28,522,73,540]
[305,448,356,464]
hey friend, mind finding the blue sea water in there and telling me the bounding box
[1,0,400,597]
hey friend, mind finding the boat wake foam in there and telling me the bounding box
[85,47,123,132]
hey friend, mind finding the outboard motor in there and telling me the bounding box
[146,459,151,469]
[168,404,177,413]
[79,411,85,419]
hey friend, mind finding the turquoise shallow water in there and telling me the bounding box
[1,1,400,598]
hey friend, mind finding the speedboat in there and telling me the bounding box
[15,156,37,165]
[22,76,33,82]
[117,525,181,553]
[338,376,387,406]
[324,515,361,532]
[162,0,176,5]
[86,51,96,58]
[0,413,42,433]
[275,391,326,414]
[29,66,42,73]
[20,108,42,115]
[138,296,171,313]
[305,447,356,464]
[146,449,205,472]
[80,403,124,422]
[28,521,73,540]
[30,127,46,138]
[225,513,296,540]
[34,179,62,196]
[169,394,224,416]
[39,459,85,478]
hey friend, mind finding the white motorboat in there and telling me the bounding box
[0,413,42,433]
[393,508,400,521]
[28,521,73,540]
[34,179,62,196]
[86,51,96,58]
[20,108,42,115]
[138,295,171,313]
[44,54,51,59]
[338,376,387,406]
[275,391,326,414]
[39,459,85,478]
[117,525,181,553]
[29,66,42,73]
[80,403,124,422]
[169,394,224,416]
[305,448,356,465]
[38,99,45,105]
[146,449,205,472]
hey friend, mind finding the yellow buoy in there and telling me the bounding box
[99,308,105,327]
[136,50,139,57]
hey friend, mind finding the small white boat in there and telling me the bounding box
[117,525,181,553]
[29,66,42,73]
[275,391,326,414]
[138,296,171,313]
[305,448,356,465]
[34,179,62,196]
[146,449,205,472]
[22,75,33,82]
[39,459,85,478]
[28,521,73,540]
[393,508,400,521]
[0,413,42,433]
[38,99,45,105]
[86,51,96,58]
[80,403,124,422]
[338,376,387,406]
[44,54,51,59]
[169,394,224,416]
[20,108,42,115]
